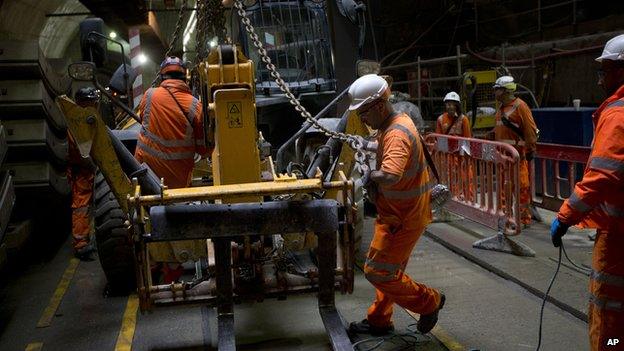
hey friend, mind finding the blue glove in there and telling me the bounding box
[550,218,570,247]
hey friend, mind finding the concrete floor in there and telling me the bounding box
[0,215,591,351]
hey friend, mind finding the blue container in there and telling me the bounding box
[531,107,594,198]
[531,107,595,146]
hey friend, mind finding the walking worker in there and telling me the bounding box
[551,33,624,351]
[491,75,538,226]
[347,74,445,336]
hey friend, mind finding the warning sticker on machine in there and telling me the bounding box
[227,102,242,128]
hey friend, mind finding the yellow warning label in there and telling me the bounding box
[227,102,243,128]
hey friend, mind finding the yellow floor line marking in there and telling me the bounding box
[37,258,80,328]
[405,309,465,351]
[114,294,139,351]
[25,342,43,351]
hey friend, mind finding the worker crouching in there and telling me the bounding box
[347,74,445,336]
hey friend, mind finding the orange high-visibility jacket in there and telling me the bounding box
[558,84,624,229]
[375,113,433,230]
[436,112,471,137]
[135,80,209,189]
[494,97,538,156]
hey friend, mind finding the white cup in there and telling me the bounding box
[573,99,581,111]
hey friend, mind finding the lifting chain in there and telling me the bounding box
[232,0,369,174]
[150,0,187,87]
[195,0,228,61]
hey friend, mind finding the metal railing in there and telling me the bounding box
[531,142,591,212]
[382,46,464,114]
[425,133,522,235]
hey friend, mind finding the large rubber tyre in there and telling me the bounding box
[93,171,135,295]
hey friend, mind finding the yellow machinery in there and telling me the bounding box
[462,70,498,130]
[57,45,363,351]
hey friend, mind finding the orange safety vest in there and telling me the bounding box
[435,112,471,137]
[375,113,433,230]
[558,84,624,230]
[135,80,208,189]
[494,97,538,155]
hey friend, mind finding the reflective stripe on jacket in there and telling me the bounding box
[375,113,433,229]
[435,112,471,137]
[494,97,538,155]
[558,85,624,230]
[135,79,208,189]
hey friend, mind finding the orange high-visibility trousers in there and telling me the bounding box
[449,154,475,202]
[68,166,94,251]
[364,221,441,327]
[500,158,531,225]
[589,229,624,351]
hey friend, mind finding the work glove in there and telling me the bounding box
[525,152,535,162]
[550,218,570,247]
[360,167,378,203]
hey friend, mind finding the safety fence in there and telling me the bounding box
[531,142,591,212]
[424,134,522,235]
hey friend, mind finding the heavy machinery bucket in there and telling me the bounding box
[143,199,353,351]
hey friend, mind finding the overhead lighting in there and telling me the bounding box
[109,31,117,39]
[209,38,218,48]
[138,53,148,64]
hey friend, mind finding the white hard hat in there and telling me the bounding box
[348,74,389,111]
[596,34,624,62]
[443,91,460,103]
[493,75,517,91]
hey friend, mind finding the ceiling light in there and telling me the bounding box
[138,53,148,64]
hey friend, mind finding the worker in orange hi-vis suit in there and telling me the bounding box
[435,92,471,137]
[491,75,538,226]
[135,57,210,282]
[347,74,444,336]
[551,34,624,351]
[135,56,209,189]
[436,91,473,201]
[69,87,99,260]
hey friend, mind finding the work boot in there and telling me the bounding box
[74,242,96,261]
[417,293,446,334]
[348,319,394,336]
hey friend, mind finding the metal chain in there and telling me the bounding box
[232,0,368,169]
[164,0,187,58]
[150,0,187,87]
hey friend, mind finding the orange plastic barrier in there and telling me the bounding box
[531,142,591,212]
[425,133,522,235]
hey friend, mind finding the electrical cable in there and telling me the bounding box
[561,244,592,275]
[535,245,563,351]
[352,328,430,351]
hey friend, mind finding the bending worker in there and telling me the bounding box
[135,56,210,282]
[348,74,445,336]
[551,33,624,351]
[491,75,538,226]
[436,91,473,200]
[69,87,98,260]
